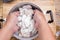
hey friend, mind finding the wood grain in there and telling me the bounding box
[1,0,56,40]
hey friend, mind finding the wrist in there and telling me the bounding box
[3,24,17,33]
[37,20,48,30]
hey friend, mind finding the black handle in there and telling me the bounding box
[0,19,5,22]
[46,10,54,23]
[0,19,4,29]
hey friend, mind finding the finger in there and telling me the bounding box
[35,9,46,19]
[34,9,46,21]
[16,24,21,31]
[33,10,38,22]
[34,22,39,30]
[13,11,20,17]
[9,11,20,17]
[34,9,42,17]
[14,25,20,32]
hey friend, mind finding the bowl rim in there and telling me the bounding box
[9,2,43,39]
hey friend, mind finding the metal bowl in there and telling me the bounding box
[9,2,43,40]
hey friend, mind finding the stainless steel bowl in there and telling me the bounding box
[9,2,43,40]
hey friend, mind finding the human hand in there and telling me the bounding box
[33,10,56,40]
[4,11,19,33]
[33,10,47,30]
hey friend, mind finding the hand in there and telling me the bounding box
[4,11,19,33]
[33,10,56,40]
[33,10,47,30]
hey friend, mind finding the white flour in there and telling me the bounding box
[18,5,37,37]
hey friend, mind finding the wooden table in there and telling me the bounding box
[0,0,3,16]
[0,0,56,40]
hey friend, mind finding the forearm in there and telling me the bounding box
[0,25,14,40]
[0,11,19,40]
[38,21,56,40]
